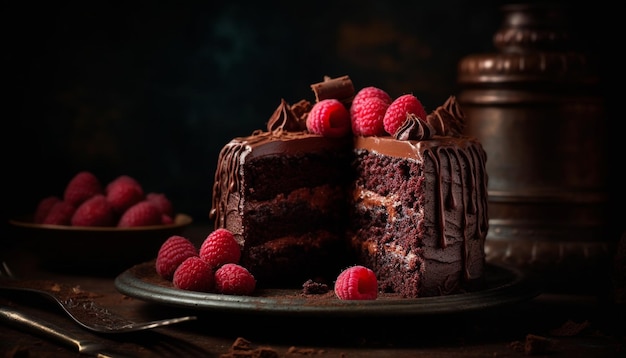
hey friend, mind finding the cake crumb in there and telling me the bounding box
[302,279,329,295]
[221,337,279,358]
[549,319,590,337]
[509,334,552,355]
[524,334,551,355]
[286,346,326,355]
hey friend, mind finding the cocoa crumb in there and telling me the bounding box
[286,346,326,355]
[302,280,329,295]
[221,337,279,358]
[524,334,551,355]
[550,319,590,337]
[509,334,552,355]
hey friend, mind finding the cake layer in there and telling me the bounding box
[241,185,347,246]
[241,230,350,287]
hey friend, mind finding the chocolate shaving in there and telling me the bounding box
[310,75,355,105]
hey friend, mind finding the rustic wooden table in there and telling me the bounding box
[1,226,624,358]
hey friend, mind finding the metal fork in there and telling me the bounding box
[0,262,196,334]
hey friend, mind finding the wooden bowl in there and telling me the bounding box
[8,213,193,275]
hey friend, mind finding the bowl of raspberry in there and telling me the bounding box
[8,171,193,275]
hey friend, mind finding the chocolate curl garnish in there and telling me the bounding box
[426,96,465,137]
[310,75,355,106]
[394,113,435,141]
[290,99,312,127]
[266,99,308,132]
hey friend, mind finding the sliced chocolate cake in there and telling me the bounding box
[210,76,488,297]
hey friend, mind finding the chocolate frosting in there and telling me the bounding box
[266,99,309,133]
[394,113,436,140]
[426,96,466,137]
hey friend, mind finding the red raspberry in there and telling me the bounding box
[350,87,392,136]
[161,214,174,225]
[306,99,351,138]
[214,263,256,295]
[199,228,241,268]
[63,171,103,207]
[42,201,75,226]
[34,196,61,224]
[353,86,392,107]
[146,192,173,217]
[350,97,389,136]
[71,194,116,227]
[117,200,162,227]
[334,265,378,300]
[172,256,215,292]
[156,235,198,280]
[383,94,427,136]
[105,175,145,214]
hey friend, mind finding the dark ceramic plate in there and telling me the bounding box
[115,261,539,317]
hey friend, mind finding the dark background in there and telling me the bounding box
[2,1,615,234]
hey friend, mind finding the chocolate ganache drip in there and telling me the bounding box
[426,96,466,136]
[394,113,436,140]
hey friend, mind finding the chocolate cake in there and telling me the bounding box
[210,101,354,285]
[210,76,488,298]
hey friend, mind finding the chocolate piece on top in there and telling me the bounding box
[310,75,355,105]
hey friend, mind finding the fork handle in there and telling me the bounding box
[0,305,108,354]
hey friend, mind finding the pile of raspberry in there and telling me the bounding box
[306,86,427,138]
[155,229,256,295]
[33,171,174,227]
[156,228,378,300]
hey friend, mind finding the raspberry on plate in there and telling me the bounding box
[383,94,427,136]
[334,265,378,300]
[214,263,256,295]
[105,175,145,214]
[172,256,215,292]
[63,171,103,207]
[199,228,241,268]
[71,194,116,227]
[156,235,198,280]
[306,99,351,138]
[117,200,162,227]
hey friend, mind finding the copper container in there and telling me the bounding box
[457,3,610,292]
